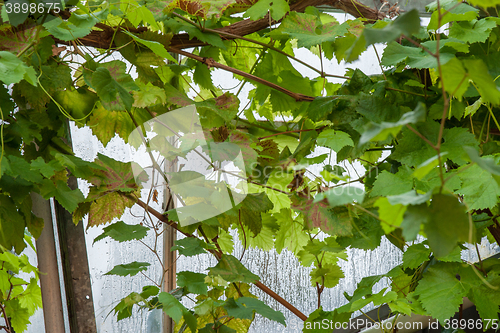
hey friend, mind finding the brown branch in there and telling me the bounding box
[170,47,315,101]
[406,124,438,150]
[132,196,308,321]
[48,0,383,50]
[258,126,327,140]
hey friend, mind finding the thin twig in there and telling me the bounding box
[131,195,308,321]
[406,124,438,150]
[169,47,315,102]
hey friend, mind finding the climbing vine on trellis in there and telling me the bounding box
[2,0,500,331]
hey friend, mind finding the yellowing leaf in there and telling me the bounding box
[88,192,136,228]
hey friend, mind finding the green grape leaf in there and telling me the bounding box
[140,285,160,299]
[240,212,278,251]
[193,61,215,90]
[314,187,365,207]
[274,208,309,254]
[88,192,136,228]
[271,12,348,48]
[18,279,42,315]
[54,154,107,180]
[456,163,500,210]
[87,104,140,147]
[359,103,426,144]
[239,192,273,236]
[0,51,36,85]
[316,129,354,152]
[208,254,260,283]
[464,59,500,105]
[464,97,483,118]
[304,308,350,333]
[224,297,286,325]
[467,0,500,8]
[392,122,477,167]
[243,0,289,21]
[121,31,176,63]
[39,179,85,213]
[337,213,384,250]
[465,146,500,175]
[374,197,406,233]
[464,270,500,321]
[428,2,478,31]
[171,237,214,256]
[105,261,151,276]
[43,9,108,41]
[305,96,337,122]
[91,62,139,111]
[158,291,197,332]
[371,168,414,197]
[425,194,470,257]
[401,204,427,241]
[381,42,454,69]
[5,300,31,333]
[412,154,444,180]
[93,221,149,244]
[403,243,430,269]
[177,271,208,295]
[113,292,142,320]
[53,87,98,121]
[339,288,397,313]
[381,42,423,67]
[415,262,466,323]
[132,82,166,108]
[386,190,432,206]
[223,298,254,320]
[310,262,344,288]
[0,194,26,253]
[8,155,43,184]
[449,18,497,44]
[364,9,421,46]
[125,2,159,31]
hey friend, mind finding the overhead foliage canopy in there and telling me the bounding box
[2,0,500,331]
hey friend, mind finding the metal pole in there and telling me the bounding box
[32,192,66,333]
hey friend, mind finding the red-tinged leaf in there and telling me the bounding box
[0,24,38,53]
[204,0,236,18]
[228,130,258,174]
[164,83,193,107]
[90,154,147,193]
[214,92,239,121]
[163,0,237,18]
[165,0,208,17]
[88,192,136,228]
[292,195,353,236]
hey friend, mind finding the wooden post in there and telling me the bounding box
[54,176,97,333]
[32,193,66,333]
